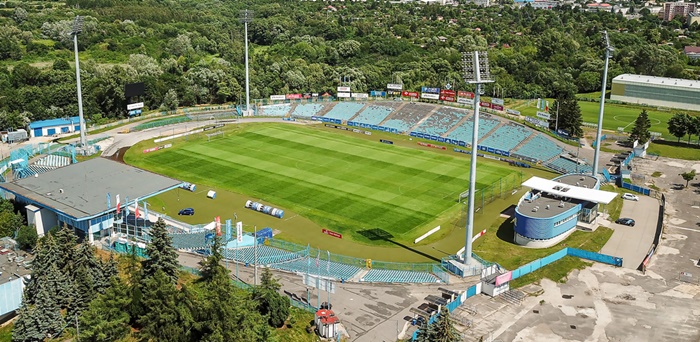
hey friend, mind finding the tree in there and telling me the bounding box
[680,170,696,188]
[667,113,690,143]
[416,310,460,342]
[551,94,582,138]
[16,225,37,250]
[160,89,179,111]
[137,270,190,342]
[52,59,70,71]
[254,268,289,328]
[79,278,132,342]
[629,109,651,144]
[142,217,179,283]
[686,115,700,144]
[12,299,44,342]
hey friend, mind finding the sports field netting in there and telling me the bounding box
[129,124,514,238]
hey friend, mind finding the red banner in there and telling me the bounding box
[402,91,419,98]
[418,142,447,150]
[458,91,475,99]
[440,89,456,96]
[322,228,343,239]
[439,95,456,102]
[492,104,504,111]
[215,216,222,236]
[480,102,492,108]
[286,93,302,99]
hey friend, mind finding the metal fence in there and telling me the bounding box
[131,116,192,132]
[459,171,523,214]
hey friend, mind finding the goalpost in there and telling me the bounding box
[206,131,224,142]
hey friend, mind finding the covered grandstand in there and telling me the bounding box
[611,74,700,111]
[0,158,183,242]
[514,175,617,248]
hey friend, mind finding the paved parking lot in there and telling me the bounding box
[600,195,659,268]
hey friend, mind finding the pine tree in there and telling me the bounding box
[53,224,77,276]
[137,270,189,342]
[254,268,289,328]
[79,277,132,342]
[198,235,228,287]
[142,218,179,283]
[629,109,652,144]
[33,280,65,340]
[429,310,461,342]
[23,234,59,304]
[12,299,43,342]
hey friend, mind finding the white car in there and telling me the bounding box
[622,193,639,201]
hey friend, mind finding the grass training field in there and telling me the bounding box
[126,124,515,244]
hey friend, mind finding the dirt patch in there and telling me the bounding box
[108,146,130,163]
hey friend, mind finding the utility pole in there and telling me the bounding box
[239,10,254,116]
[71,16,87,148]
[461,51,493,266]
[593,31,614,178]
[253,225,257,286]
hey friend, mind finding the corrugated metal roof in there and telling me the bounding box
[612,74,700,90]
[0,277,24,316]
[28,116,81,129]
[522,176,618,204]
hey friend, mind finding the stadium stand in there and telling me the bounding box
[291,103,326,118]
[222,246,300,265]
[446,117,499,143]
[260,104,292,117]
[413,108,467,136]
[170,231,211,250]
[35,155,71,169]
[381,103,431,132]
[352,104,395,126]
[271,257,362,281]
[513,134,564,162]
[479,124,533,152]
[323,102,365,121]
[361,269,440,283]
[547,157,593,174]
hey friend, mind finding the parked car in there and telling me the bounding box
[621,193,639,201]
[615,218,635,226]
[178,208,195,216]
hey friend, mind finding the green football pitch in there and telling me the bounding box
[126,124,515,242]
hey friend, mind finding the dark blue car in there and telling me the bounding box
[178,208,195,216]
[615,218,635,226]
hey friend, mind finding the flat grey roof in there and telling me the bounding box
[0,158,182,220]
[612,74,700,90]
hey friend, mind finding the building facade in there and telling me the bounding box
[611,74,700,111]
[662,2,696,21]
[28,116,81,138]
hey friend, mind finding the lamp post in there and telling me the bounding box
[239,10,254,116]
[461,51,493,266]
[71,16,87,148]
[592,31,614,178]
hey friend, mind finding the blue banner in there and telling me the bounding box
[421,86,440,94]
[225,219,232,241]
[370,90,387,97]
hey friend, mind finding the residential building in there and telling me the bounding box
[662,2,696,21]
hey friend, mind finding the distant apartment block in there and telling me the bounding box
[685,46,700,60]
[662,2,696,21]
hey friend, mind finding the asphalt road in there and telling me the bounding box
[600,195,659,269]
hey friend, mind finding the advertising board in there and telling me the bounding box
[458,91,475,99]
[370,90,387,97]
[269,95,286,101]
[480,102,492,108]
[491,98,504,106]
[337,86,351,92]
[506,109,521,116]
[387,83,403,90]
[352,93,369,99]
[439,95,456,102]
[337,92,351,98]
[421,93,440,100]
[402,91,419,98]
[440,89,456,96]
[492,104,504,111]
[286,94,302,100]
[127,102,144,110]
[421,86,440,94]
[536,111,551,120]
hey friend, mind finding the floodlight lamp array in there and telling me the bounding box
[239,10,254,23]
[72,16,84,35]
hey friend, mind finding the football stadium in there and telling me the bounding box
[0,98,605,285]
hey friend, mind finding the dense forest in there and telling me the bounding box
[0,0,698,129]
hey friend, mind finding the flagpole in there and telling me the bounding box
[306,244,310,307]
[235,233,238,281]
[327,250,331,307]
[317,248,320,309]
[253,225,257,286]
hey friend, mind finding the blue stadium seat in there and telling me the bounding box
[270,257,362,281]
[547,157,593,174]
[381,103,434,132]
[352,105,395,125]
[479,124,533,152]
[413,108,468,136]
[221,246,301,265]
[360,269,440,283]
[170,231,211,250]
[447,117,499,143]
[291,103,326,118]
[260,104,292,116]
[323,102,365,121]
[513,134,564,162]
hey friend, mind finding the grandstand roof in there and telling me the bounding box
[522,176,617,204]
[28,116,80,129]
[0,158,183,220]
[612,74,700,91]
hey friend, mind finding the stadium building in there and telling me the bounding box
[610,74,700,111]
[28,116,81,138]
[0,158,183,243]
[513,174,617,248]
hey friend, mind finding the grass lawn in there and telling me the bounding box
[126,124,513,241]
[600,184,625,221]
[0,323,11,342]
[126,122,556,262]
[473,218,613,288]
[272,307,319,342]
[647,140,700,160]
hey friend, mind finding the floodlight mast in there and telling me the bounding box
[72,16,87,147]
[239,10,253,116]
[592,31,614,177]
[461,51,493,266]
